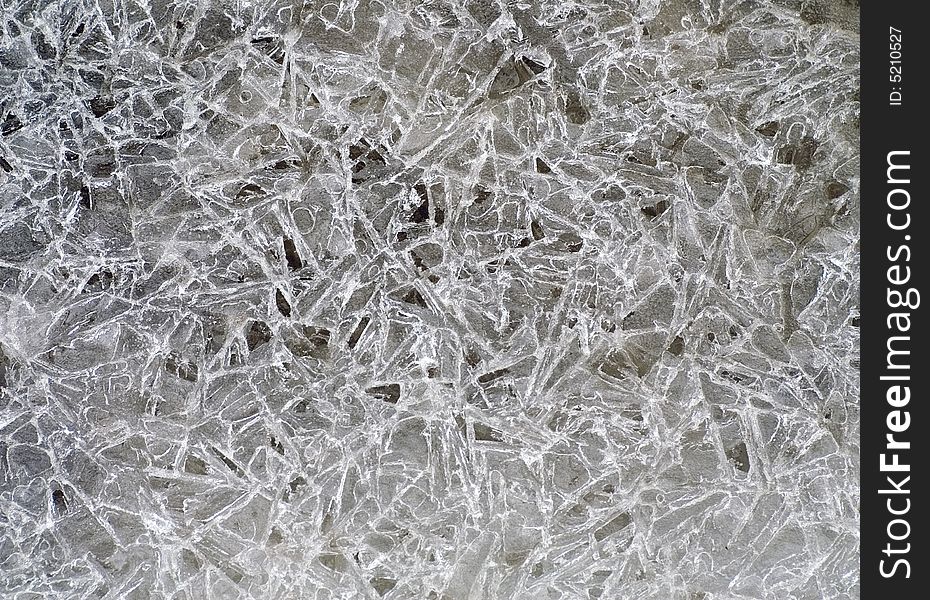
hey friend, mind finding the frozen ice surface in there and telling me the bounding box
[0,1,859,598]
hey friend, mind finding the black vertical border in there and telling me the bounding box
[861,3,926,598]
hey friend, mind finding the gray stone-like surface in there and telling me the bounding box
[0,1,859,598]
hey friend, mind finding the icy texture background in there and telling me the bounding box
[0,0,859,598]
